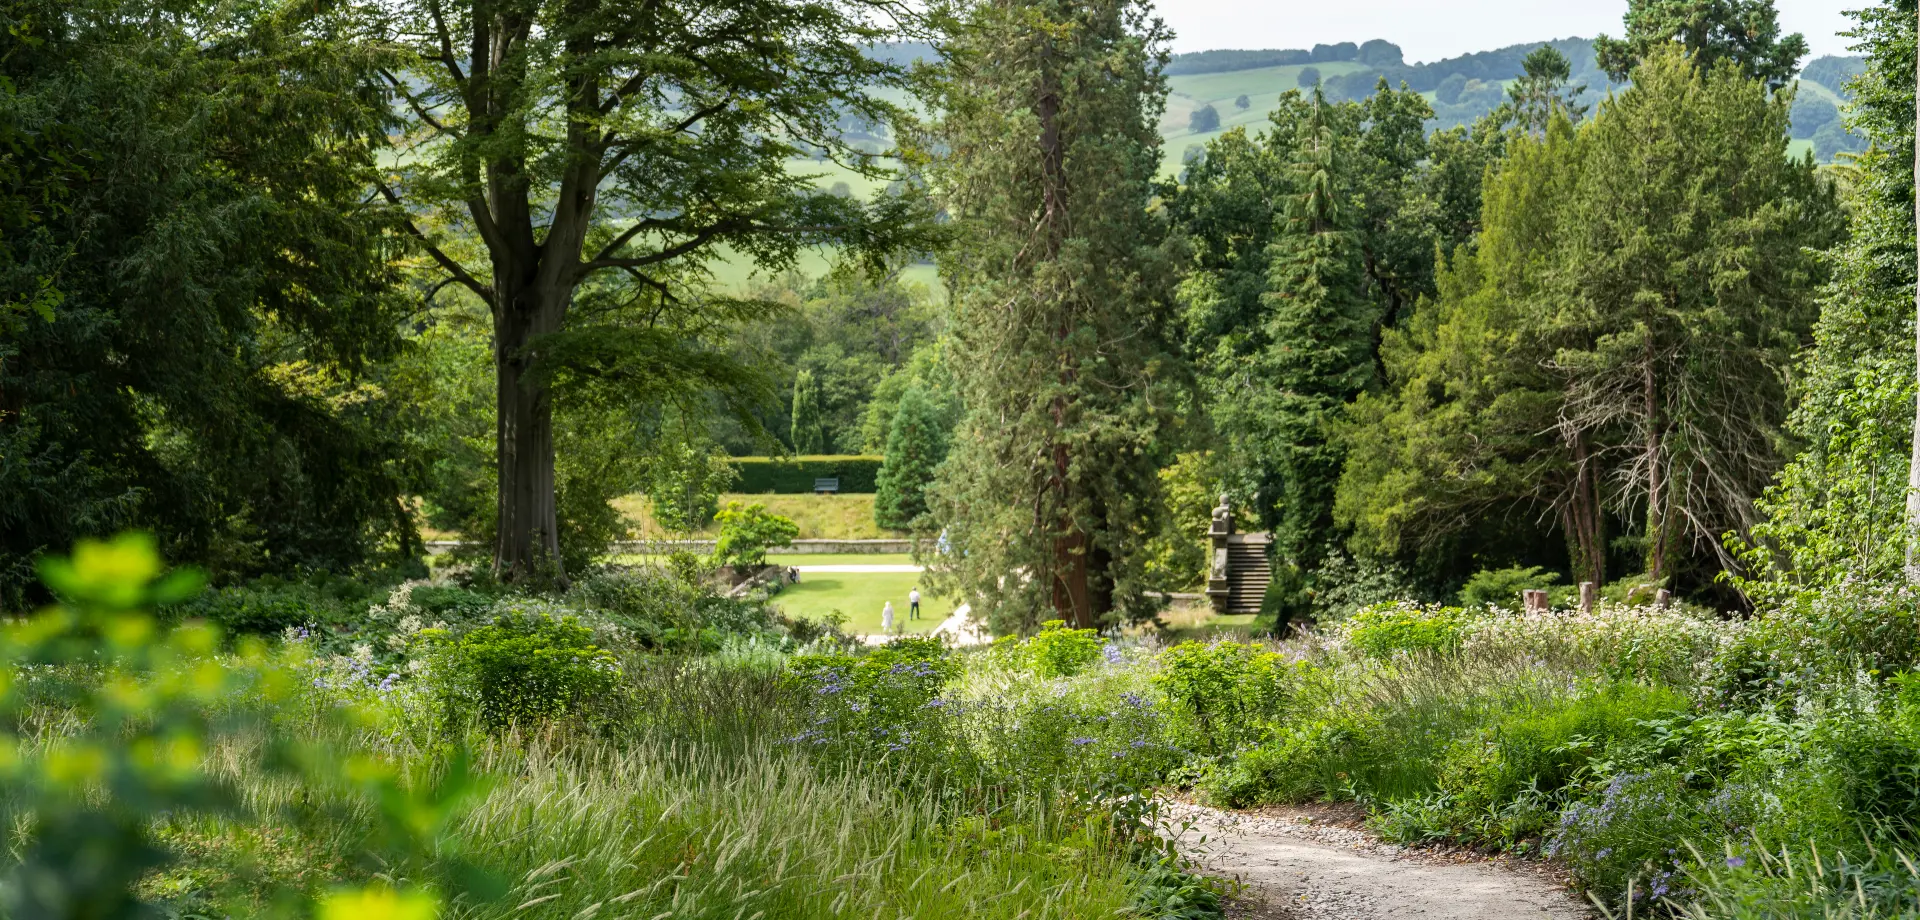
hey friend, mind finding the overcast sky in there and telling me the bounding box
[1159,1,1858,65]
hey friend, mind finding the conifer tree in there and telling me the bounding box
[926,0,1179,631]
[1228,89,1378,626]
[789,370,825,455]
[874,387,945,530]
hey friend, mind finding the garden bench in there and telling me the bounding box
[813,477,840,494]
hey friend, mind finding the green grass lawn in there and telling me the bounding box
[769,570,951,635]
[615,492,905,541]
[767,553,917,567]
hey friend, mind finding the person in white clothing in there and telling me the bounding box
[908,588,921,621]
[881,600,895,635]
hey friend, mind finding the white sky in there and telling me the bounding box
[1158,1,1858,64]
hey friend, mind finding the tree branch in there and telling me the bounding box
[376,178,493,301]
[379,68,451,135]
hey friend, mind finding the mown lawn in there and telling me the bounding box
[614,492,905,540]
[769,571,951,635]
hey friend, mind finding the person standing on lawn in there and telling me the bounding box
[882,600,895,635]
[908,588,921,621]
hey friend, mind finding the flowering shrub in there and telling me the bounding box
[787,637,958,763]
[1340,602,1471,658]
[1461,604,1738,686]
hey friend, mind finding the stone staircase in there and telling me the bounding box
[1222,535,1272,614]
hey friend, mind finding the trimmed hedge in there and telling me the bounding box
[731,456,883,494]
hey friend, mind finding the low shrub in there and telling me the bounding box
[1202,709,1381,806]
[1341,602,1470,658]
[788,637,959,765]
[1154,640,1296,754]
[1422,682,1689,844]
[1461,604,1735,686]
[163,574,383,636]
[424,609,624,731]
[711,501,801,568]
[1024,619,1105,678]
[1457,565,1561,611]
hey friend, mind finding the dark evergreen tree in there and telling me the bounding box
[0,0,416,602]
[873,387,945,530]
[1595,0,1808,88]
[1498,45,1589,134]
[789,370,826,455]
[1235,93,1252,109]
[927,0,1180,631]
[1298,66,1322,88]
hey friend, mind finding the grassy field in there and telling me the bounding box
[1158,61,1370,177]
[1149,602,1259,643]
[615,492,903,540]
[769,570,951,635]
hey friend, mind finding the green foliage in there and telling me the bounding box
[425,610,622,731]
[874,387,948,529]
[730,456,884,493]
[1734,1,1913,597]
[787,637,957,764]
[0,0,418,601]
[1341,602,1469,658]
[711,502,802,569]
[1497,45,1588,133]
[1458,566,1562,611]
[1594,0,1809,87]
[927,0,1181,631]
[1342,49,1841,593]
[1297,65,1321,87]
[1022,620,1106,679]
[1189,103,1221,133]
[1154,641,1294,754]
[377,0,938,581]
[2,533,485,918]
[646,442,736,533]
[1168,78,1453,614]
[789,369,827,455]
[1417,683,1689,845]
[1233,93,1250,109]
[163,575,388,637]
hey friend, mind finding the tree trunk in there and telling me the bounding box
[1034,39,1095,629]
[493,281,568,585]
[1907,22,1920,578]
[1562,430,1606,586]
[1643,360,1673,585]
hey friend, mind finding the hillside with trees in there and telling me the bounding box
[12,0,1920,917]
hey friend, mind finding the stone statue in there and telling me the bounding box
[1209,493,1233,536]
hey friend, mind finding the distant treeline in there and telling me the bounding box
[1173,39,1865,159]
[1166,40,1404,75]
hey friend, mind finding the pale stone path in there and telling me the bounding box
[1163,801,1593,920]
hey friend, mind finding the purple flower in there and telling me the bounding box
[1069,736,1096,747]
[1102,645,1124,665]
[1725,856,1745,868]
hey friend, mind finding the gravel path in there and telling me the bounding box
[1163,801,1594,920]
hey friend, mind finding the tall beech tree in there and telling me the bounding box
[926,0,1180,631]
[369,0,933,582]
